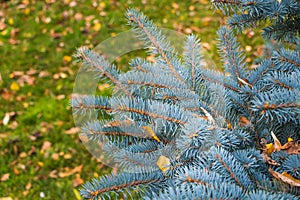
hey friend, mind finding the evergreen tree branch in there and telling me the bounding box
[126,9,185,83]
[75,47,133,97]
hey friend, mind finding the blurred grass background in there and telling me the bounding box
[0,0,263,199]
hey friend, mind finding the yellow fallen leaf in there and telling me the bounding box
[23,102,29,108]
[157,155,170,172]
[8,18,14,25]
[24,8,30,15]
[227,122,233,130]
[142,126,161,142]
[73,189,81,200]
[37,162,44,167]
[63,55,72,63]
[10,82,20,91]
[93,172,99,177]
[266,143,275,155]
[92,23,102,31]
[99,2,106,8]
[288,138,293,142]
[1,29,8,36]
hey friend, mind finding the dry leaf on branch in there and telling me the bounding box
[269,168,300,187]
[261,153,280,166]
[262,131,300,155]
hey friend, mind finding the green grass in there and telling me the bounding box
[0,0,264,199]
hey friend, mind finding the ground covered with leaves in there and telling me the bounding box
[0,0,263,199]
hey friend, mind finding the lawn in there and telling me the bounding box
[0,0,263,199]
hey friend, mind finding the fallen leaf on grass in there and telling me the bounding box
[63,55,72,63]
[51,153,59,160]
[1,89,14,100]
[2,113,10,126]
[38,71,50,78]
[17,74,35,86]
[0,21,6,31]
[19,152,27,158]
[10,82,20,91]
[8,38,19,45]
[74,13,83,21]
[0,197,13,200]
[13,167,20,175]
[63,153,72,159]
[10,71,24,77]
[50,29,62,39]
[58,165,83,178]
[41,141,51,152]
[1,173,10,181]
[92,22,101,31]
[53,73,60,79]
[65,127,81,134]
[49,170,58,178]
[59,72,67,79]
[25,182,32,190]
[0,133,8,139]
[73,174,84,187]
[73,189,81,200]
[26,68,38,75]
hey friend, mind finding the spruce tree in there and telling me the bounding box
[72,1,300,199]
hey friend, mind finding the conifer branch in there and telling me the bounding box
[215,154,244,190]
[81,172,164,199]
[126,9,184,83]
[184,35,204,90]
[218,27,245,83]
[212,0,242,6]
[201,75,240,92]
[75,4,300,199]
[185,176,210,186]
[75,47,133,97]
[248,60,274,86]
[116,106,186,125]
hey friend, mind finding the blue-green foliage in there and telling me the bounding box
[213,0,300,44]
[72,1,300,199]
